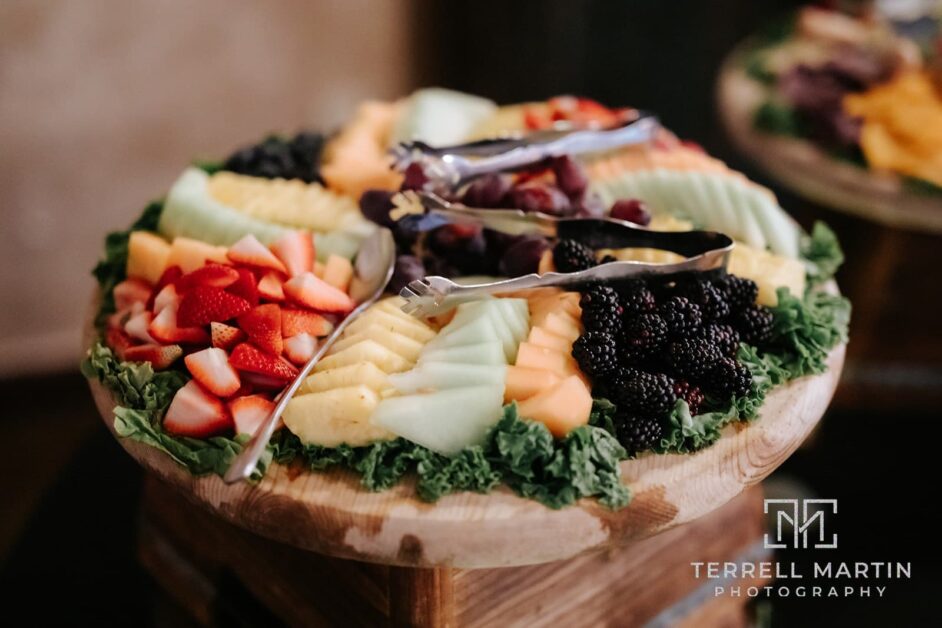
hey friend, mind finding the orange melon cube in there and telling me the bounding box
[322,254,354,292]
[517,374,593,437]
[515,342,579,377]
[166,237,229,273]
[536,311,581,341]
[526,326,572,353]
[127,231,170,284]
[504,365,561,403]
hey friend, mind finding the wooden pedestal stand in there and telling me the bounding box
[139,476,770,627]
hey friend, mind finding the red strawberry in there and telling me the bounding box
[124,310,157,344]
[281,308,333,337]
[229,394,277,437]
[113,278,152,311]
[105,327,135,360]
[184,347,241,397]
[227,268,260,306]
[163,380,233,438]
[106,308,132,331]
[176,263,239,292]
[257,272,285,302]
[229,343,298,382]
[284,333,317,365]
[153,283,181,313]
[227,234,287,274]
[147,266,183,310]
[270,231,315,278]
[178,286,251,327]
[237,304,283,356]
[124,343,183,370]
[148,304,211,345]
[210,322,246,351]
[283,272,355,314]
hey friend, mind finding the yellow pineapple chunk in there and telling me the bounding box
[728,243,805,306]
[283,385,392,447]
[314,339,413,374]
[300,362,391,394]
[331,327,425,362]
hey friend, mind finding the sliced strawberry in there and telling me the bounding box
[284,333,317,365]
[257,272,285,302]
[184,347,241,397]
[210,322,246,351]
[229,394,277,437]
[124,343,183,370]
[178,286,251,327]
[163,380,232,438]
[240,372,288,390]
[227,234,287,274]
[227,268,260,306]
[176,263,239,292]
[105,327,135,360]
[113,278,152,311]
[270,231,315,278]
[106,308,132,331]
[148,304,211,345]
[237,304,283,356]
[146,266,183,310]
[153,283,181,314]
[283,272,355,314]
[124,310,157,344]
[281,308,333,337]
[229,343,298,382]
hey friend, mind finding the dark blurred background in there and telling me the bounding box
[1,0,938,625]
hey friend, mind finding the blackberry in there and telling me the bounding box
[733,305,774,346]
[620,313,669,363]
[580,286,624,335]
[679,280,730,322]
[703,357,753,399]
[616,413,665,454]
[659,296,703,339]
[553,239,596,272]
[572,332,619,378]
[673,380,705,415]
[614,371,677,417]
[619,281,657,315]
[222,132,325,183]
[699,323,741,358]
[598,366,642,399]
[718,275,759,312]
[668,338,722,380]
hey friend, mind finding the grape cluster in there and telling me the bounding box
[572,273,774,455]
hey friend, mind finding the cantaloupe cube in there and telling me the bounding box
[127,231,171,284]
[515,342,579,377]
[536,312,581,342]
[537,249,555,274]
[504,365,561,402]
[313,260,326,278]
[517,374,592,437]
[526,326,572,353]
[166,237,229,273]
[530,292,581,321]
[322,254,354,292]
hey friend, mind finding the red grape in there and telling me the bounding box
[389,255,426,293]
[462,174,512,208]
[551,156,588,199]
[401,162,429,191]
[610,199,652,226]
[509,182,570,215]
[359,189,396,227]
[499,235,550,277]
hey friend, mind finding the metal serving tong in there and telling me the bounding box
[390,114,660,189]
[398,193,734,317]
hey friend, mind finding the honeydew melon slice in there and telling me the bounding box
[387,363,506,393]
[423,316,498,351]
[390,88,498,148]
[493,299,530,344]
[160,168,292,245]
[417,341,506,366]
[371,386,504,455]
[589,169,801,258]
[450,303,518,361]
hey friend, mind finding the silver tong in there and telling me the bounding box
[391,115,660,189]
[398,193,734,317]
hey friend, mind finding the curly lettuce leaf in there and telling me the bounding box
[801,222,844,285]
[91,200,164,326]
[769,287,850,377]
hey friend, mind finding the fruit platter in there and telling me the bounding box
[718,4,942,232]
[83,89,849,567]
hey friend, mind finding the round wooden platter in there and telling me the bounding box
[716,44,942,235]
[87,325,844,569]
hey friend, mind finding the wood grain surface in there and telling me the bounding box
[88,332,843,568]
[716,44,942,235]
